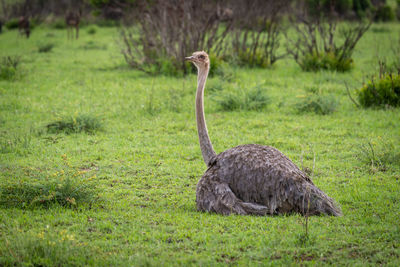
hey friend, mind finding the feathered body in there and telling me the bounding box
[196,144,342,216]
[186,51,342,216]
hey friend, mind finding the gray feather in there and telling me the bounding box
[196,144,342,216]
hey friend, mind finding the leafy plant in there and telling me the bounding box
[215,85,269,111]
[51,19,66,29]
[357,73,400,108]
[46,114,103,134]
[295,94,338,115]
[5,18,19,29]
[0,55,21,80]
[38,43,54,53]
[0,154,98,209]
[300,51,353,72]
[375,4,395,22]
[87,26,97,35]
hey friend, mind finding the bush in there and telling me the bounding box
[46,114,103,134]
[87,26,97,35]
[5,18,19,29]
[215,85,270,111]
[287,8,371,72]
[300,51,353,72]
[0,56,21,80]
[375,4,395,22]
[120,1,231,76]
[0,154,97,209]
[51,19,66,29]
[295,94,338,115]
[397,0,400,20]
[38,43,54,53]
[357,74,400,108]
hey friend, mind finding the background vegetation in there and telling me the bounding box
[0,0,399,266]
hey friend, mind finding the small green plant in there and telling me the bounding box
[5,18,19,29]
[358,139,400,173]
[215,85,269,111]
[295,94,338,115]
[143,82,161,115]
[38,43,54,53]
[300,51,353,72]
[167,87,184,113]
[81,41,107,50]
[51,19,66,29]
[86,26,97,35]
[0,55,21,80]
[46,114,103,134]
[357,74,400,108]
[0,154,97,208]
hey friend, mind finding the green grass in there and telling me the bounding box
[0,24,399,266]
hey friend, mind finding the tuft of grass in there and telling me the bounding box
[215,85,270,111]
[38,43,54,53]
[0,55,21,80]
[357,139,400,173]
[0,154,97,209]
[0,133,32,155]
[87,26,97,35]
[46,114,103,134]
[0,231,101,266]
[81,41,107,50]
[51,19,66,29]
[294,94,338,115]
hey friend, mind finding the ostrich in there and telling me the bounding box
[186,51,342,216]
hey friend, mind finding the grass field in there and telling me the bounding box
[0,23,399,266]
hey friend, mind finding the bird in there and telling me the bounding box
[185,51,342,216]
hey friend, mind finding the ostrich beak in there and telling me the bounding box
[185,56,195,61]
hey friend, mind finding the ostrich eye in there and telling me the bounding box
[199,55,205,60]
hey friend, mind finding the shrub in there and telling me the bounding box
[38,43,54,53]
[357,74,400,108]
[397,0,400,20]
[286,5,371,72]
[46,114,103,134]
[375,4,395,22]
[0,55,21,80]
[51,19,66,29]
[87,26,97,35]
[0,154,97,209]
[300,51,353,72]
[294,94,338,115]
[230,0,287,68]
[120,0,231,76]
[215,85,269,111]
[5,18,19,29]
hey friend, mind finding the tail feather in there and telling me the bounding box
[301,183,342,216]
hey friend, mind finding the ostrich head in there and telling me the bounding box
[185,51,209,70]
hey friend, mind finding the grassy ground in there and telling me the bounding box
[0,23,399,266]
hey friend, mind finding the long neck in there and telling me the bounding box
[196,65,216,166]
